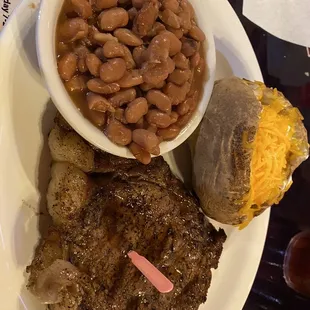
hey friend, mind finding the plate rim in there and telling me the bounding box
[0,0,270,310]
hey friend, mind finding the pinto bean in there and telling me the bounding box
[128,7,138,21]
[132,129,159,153]
[173,52,189,69]
[147,124,157,133]
[181,38,199,57]
[125,98,149,123]
[148,144,160,155]
[133,0,159,37]
[150,145,160,156]
[157,124,180,140]
[88,110,106,127]
[170,111,179,124]
[166,26,183,39]
[57,42,70,55]
[168,68,191,85]
[59,18,89,42]
[92,32,118,46]
[117,70,143,88]
[103,41,126,58]
[159,9,180,29]
[133,46,147,67]
[114,108,128,124]
[98,8,129,32]
[178,11,191,30]
[177,99,190,115]
[113,28,143,46]
[189,25,206,42]
[94,47,106,61]
[179,0,195,19]
[190,51,200,68]
[87,92,115,112]
[146,33,170,63]
[71,0,92,19]
[94,0,118,10]
[186,88,200,106]
[106,119,132,145]
[180,80,191,96]
[160,30,182,56]
[103,41,135,69]
[146,109,171,128]
[146,90,172,113]
[65,75,89,92]
[142,62,169,85]
[140,80,166,92]
[85,53,102,77]
[58,52,77,81]
[134,117,146,129]
[100,58,127,83]
[87,79,120,94]
[163,81,190,105]
[181,28,189,36]
[129,142,151,165]
[140,83,152,92]
[162,0,179,13]
[175,110,194,128]
[109,88,137,108]
[166,57,176,74]
[122,45,136,69]
[147,22,166,37]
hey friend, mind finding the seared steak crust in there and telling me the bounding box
[27,115,226,310]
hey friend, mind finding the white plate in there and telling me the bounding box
[0,1,269,310]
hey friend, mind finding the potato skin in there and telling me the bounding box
[193,77,262,225]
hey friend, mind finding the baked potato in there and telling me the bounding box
[192,77,309,228]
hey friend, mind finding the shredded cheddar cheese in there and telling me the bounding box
[239,84,305,229]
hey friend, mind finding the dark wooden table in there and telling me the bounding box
[226,1,310,309]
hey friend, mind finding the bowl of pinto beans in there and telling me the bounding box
[36,0,215,163]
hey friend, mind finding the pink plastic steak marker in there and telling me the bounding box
[128,251,174,293]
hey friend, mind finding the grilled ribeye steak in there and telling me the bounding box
[27,115,226,310]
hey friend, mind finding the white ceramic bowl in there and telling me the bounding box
[36,0,216,158]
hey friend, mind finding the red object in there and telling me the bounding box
[284,231,310,297]
[128,251,174,293]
